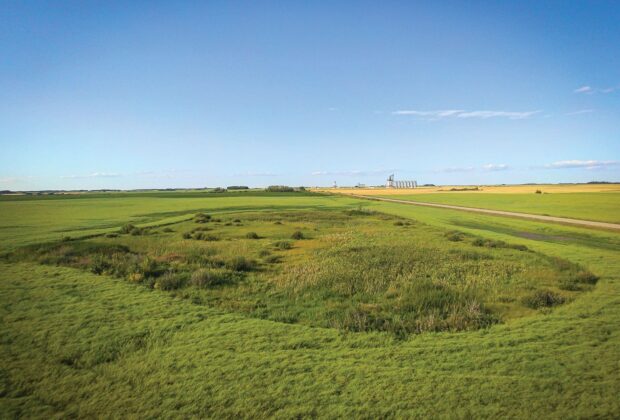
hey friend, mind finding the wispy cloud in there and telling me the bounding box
[311,169,395,176]
[436,163,509,173]
[457,111,538,119]
[393,110,464,118]
[61,172,122,179]
[393,109,539,120]
[544,160,619,170]
[0,176,37,185]
[233,171,278,177]
[61,170,190,180]
[435,166,475,173]
[574,85,618,94]
[134,170,190,179]
[574,86,593,94]
[482,163,509,171]
[566,109,594,116]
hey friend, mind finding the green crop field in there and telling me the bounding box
[1,191,619,417]
[364,191,620,224]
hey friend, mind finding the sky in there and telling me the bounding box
[1,0,619,190]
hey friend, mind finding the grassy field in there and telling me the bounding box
[1,190,619,417]
[327,184,620,223]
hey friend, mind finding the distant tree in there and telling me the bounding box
[265,185,295,192]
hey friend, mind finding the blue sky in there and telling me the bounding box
[1,1,619,190]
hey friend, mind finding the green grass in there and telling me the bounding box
[5,209,590,335]
[367,192,620,223]
[0,191,348,249]
[1,191,619,417]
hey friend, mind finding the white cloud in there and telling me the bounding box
[233,171,278,177]
[392,110,464,118]
[544,160,619,170]
[436,164,510,173]
[456,110,539,120]
[435,166,476,173]
[574,86,593,94]
[482,163,509,171]
[566,109,594,116]
[61,172,121,179]
[574,85,617,94]
[311,169,395,176]
[393,109,539,120]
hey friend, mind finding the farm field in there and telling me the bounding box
[1,190,619,417]
[328,185,620,224]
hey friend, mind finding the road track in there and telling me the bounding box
[348,194,620,231]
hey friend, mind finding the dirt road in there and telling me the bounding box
[349,194,620,231]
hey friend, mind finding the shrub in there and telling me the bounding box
[345,207,374,217]
[246,232,260,239]
[119,224,137,234]
[105,233,119,238]
[182,232,192,239]
[508,244,529,251]
[522,290,566,309]
[190,268,229,288]
[560,270,598,291]
[138,257,161,278]
[559,278,581,291]
[394,221,404,226]
[471,238,519,249]
[274,240,292,250]
[130,227,144,236]
[226,256,256,272]
[233,218,241,223]
[291,231,305,240]
[264,255,281,264]
[162,227,174,233]
[485,240,506,248]
[89,254,111,275]
[227,186,249,190]
[444,231,464,242]
[535,190,542,194]
[194,213,211,223]
[274,221,282,225]
[155,272,185,291]
[575,270,599,284]
[191,227,211,232]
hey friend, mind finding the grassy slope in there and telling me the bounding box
[0,192,345,249]
[362,192,620,224]
[1,193,619,417]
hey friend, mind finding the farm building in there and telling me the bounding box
[386,174,417,189]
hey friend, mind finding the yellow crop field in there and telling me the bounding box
[318,183,620,195]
